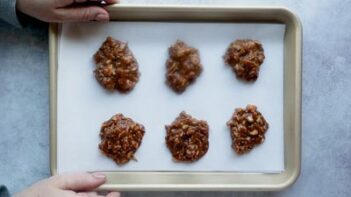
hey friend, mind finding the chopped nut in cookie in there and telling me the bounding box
[165,112,209,162]
[224,39,265,81]
[227,105,269,154]
[94,36,140,92]
[99,113,145,165]
[166,40,203,93]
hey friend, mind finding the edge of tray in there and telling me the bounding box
[49,5,302,191]
[49,23,58,176]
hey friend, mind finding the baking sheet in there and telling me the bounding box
[57,22,285,173]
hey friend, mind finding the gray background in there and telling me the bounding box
[0,0,350,196]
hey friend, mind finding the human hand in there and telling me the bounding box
[14,172,120,197]
[16,0,118,22]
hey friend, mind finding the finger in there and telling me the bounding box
[77,192,104,197]
[52,172,107,191]
[55,6,110,22]
[62,190,79,197]
[106,192,121,197]
[93,0,119,4]
[75,0,118,4]
[55,0,76,7]
[75,0,87,3]
[55,0,118,8]
[103,0,119,4]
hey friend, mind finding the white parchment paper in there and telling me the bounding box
[57,22,285,173]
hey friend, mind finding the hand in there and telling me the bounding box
[14,172,120,197]
[16,0,118,22]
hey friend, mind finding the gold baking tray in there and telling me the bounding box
[49,5,302,191]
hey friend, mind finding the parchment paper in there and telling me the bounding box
[57,22,285,173]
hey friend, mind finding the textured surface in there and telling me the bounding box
[0,0,350,196]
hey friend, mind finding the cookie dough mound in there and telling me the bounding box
[165,112,209,162]
[227,105,269,154]
[94,37,140,92]
[99,113,145,165]
[166,40,203,93]
[224,39,265,81]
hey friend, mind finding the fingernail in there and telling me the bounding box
[95,13,109,22]
[92,172,106,180]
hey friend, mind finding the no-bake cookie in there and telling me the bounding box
[224,39,265,81]
[166,40,203,93]
[227,105,269,154]
[94,37,140,92]
[99,113,145,165]
[165,112,209,162]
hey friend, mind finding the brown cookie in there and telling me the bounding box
[94,37,140,92]
[224,39,265,81]
[165,112,209,162]
[227,105,269,154]
[99,114,145,165]
[166,40,203,93]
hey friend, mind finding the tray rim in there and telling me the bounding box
[49,4,302,191]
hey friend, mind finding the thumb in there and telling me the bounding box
[55,6,109,22]
[52,172,107,191]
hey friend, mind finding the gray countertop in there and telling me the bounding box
[0,0,350,196]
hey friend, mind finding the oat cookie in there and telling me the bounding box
[94,37,140,92]
[227,105,269,154]
[224,39,265,81]
[165,112,209,162]
[166,40,203,93]
[99,114,145,165]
